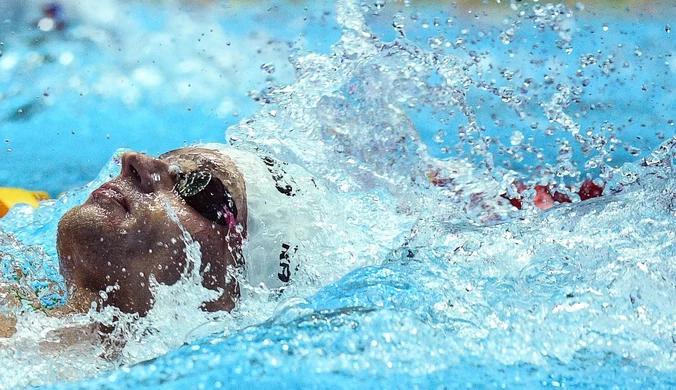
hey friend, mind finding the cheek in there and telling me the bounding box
[135,199,200,276]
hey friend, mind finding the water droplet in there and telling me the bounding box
[510,131,524,146]
[499,27,515,45]
[37,17,55,32]
[500,87,514,102]
[392,12,406,38]
[580,54,597,67]
[260,63,276,74]
[602,24,609,32]
[71,129,75,134]
[666,25,671,33]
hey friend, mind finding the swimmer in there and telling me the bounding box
[55,143,319,320]
[1,143,325,342]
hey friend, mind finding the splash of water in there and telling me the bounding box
[1,0,675,388]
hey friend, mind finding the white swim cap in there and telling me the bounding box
[198,143,327,291]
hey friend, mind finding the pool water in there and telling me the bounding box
[1,0,675,388]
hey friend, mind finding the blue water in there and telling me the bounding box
[1,0,676,388]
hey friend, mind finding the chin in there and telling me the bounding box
[58,207,97,282]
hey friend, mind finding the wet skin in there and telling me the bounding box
[57,148,247,316]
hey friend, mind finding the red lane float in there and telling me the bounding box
[502,179,604,211]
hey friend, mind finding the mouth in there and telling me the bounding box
[90,183,130,213]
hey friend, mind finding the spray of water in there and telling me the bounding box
[0,0,674,387]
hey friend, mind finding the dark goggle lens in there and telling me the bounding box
[176,171,237,225]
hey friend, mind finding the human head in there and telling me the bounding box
[57,147,247,316]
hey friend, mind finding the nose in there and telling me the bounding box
[120,152,174,193]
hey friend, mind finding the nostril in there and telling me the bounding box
[129,164,142,182]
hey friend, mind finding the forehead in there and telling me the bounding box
[159,147,224,171]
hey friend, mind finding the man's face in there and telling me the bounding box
[57,148,247,315]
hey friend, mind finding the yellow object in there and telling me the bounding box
[0,187,50,217]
